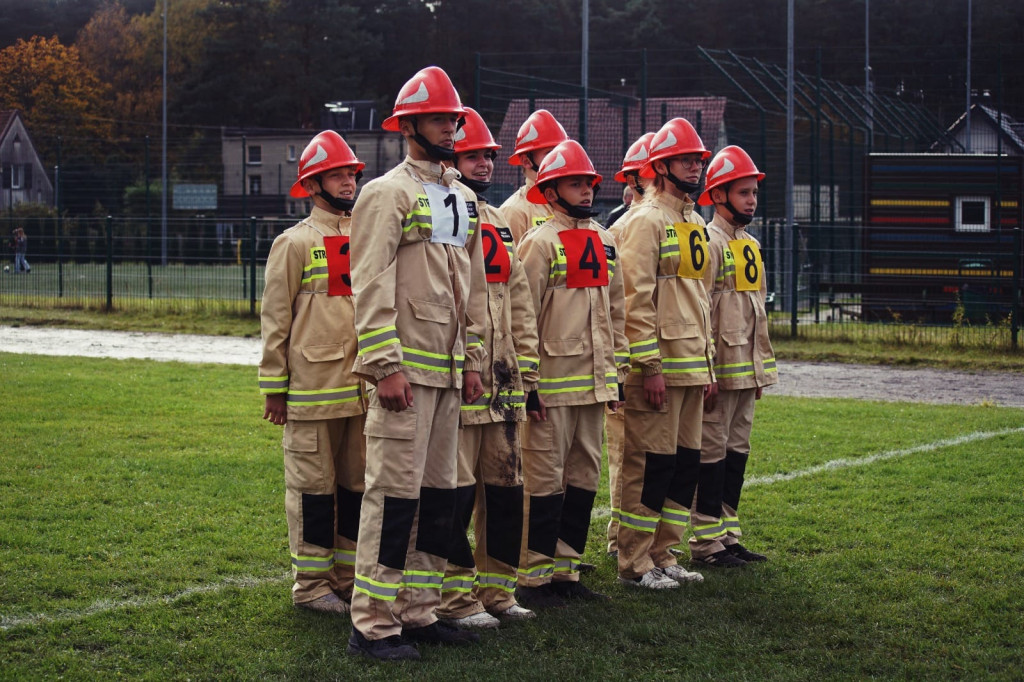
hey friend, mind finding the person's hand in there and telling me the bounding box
[703,381,719,412]
[463,371,484,404]
[263,394,287,425]
[755,386,763,400]
[526,390,547,422]
[377,371,414,412]
[607,400,624,412]
[644,373,666,410]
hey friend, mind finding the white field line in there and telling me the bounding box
[0,573,289,632]
[590,426,1024,520]
[5,427,1023,630]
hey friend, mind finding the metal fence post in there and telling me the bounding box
[106,215,114,311]
[250,216,257,316]
[1013,226,1021,350]
[791,221,799,338]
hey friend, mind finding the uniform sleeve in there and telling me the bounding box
[463,193,488,374]
[350,179,405,382]
[258,233,300,394]
[516,230,552,361]
[618,212,663,376]
[507,239,541,391]
[501,198,531,245]
[605,231,630,382]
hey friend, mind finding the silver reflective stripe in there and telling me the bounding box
[334,549,355,566]
[401,347,452,371]
[403,571,444,589]
[723,516,741,532]
[693,521,727,540]
[259,377,288,391]
[358,327,399,354]
[287,385,362,404]
[518,564,554,580]
[441,576,475,593]
[553,557,579,573]
[301,264,329,282]
[354,574,400,601]
[663,358,710,373]
[291,554,333,571]
[537,376,594,394]
[477,572,517,592]
[762,358,777,372]
[618,509,659,532]
[660,507,690,526]
[518,356,539,373]
[630,339,659,357]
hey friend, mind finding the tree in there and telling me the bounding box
[0,36,114,167]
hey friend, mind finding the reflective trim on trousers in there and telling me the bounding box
[660,507,690,527]
[403,570,445,590]
[692,521,727,541]
[518,563,554,581]
[441,576,476,594]
[723,516,741,534]
[617,508,660,532]
[353,574,400,601]
[553,557,580,575]
[357,325,400,355]
[477,571,517,593]
[334,548,355,566]
[291,554,333,572]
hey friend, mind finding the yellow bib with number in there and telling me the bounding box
[729,239,763,292]
[675,222,708,279]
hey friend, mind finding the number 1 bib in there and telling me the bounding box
[729,239,763,291]
[424,183,469,247]
[559,229,609,288]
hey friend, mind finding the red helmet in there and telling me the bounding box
[614,132,656,183]
[381,66,465,132]
[639,118,710,178]
[509,109,569,165]
[527,140,602,204]
[698,145,765,206]
[453,107,500,154]
[290,130,364,198]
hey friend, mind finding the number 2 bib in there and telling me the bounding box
[729,239,763,292]
[480,223,512,283]
[424,183,470,247]
[559,229,609,288]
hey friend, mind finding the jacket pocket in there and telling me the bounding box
[543,337,584,356]
[660,322,698,340]
[409,298,453,324]
[363,405,417,440]
[721,331,750,347]
[300,343,346,362]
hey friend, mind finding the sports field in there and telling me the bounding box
[2,352,1023,680]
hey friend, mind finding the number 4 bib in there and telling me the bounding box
[424,183,470,247]
[559,229,609,288]
[729,239,763,291]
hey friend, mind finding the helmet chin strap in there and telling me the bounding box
[551,184,600,219]
[723,200,754,226]
[664,169,701,196]
[313,177,355,212]
[411,116,457,161]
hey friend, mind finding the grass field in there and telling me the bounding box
[2,352,1023,680]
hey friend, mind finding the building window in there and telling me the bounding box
[247,144,262,165]
[10,164,24,189]
[955,196,989,233]
[249,175,262,195]
[288,201,296,215]
[287,145,297,162]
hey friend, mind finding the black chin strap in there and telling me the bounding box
[552,185,600,219]
[313,177,356,212]
[664,169,701,196]
[411,116,458,161]
[724,200,754,226]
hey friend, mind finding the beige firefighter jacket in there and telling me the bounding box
[258,206,367,419]
[459,198,541,425]
[517,211,630,408]
[499,179,554,245]
[617,190,715,387]
[701,215,778,391]
[350,156,488,389]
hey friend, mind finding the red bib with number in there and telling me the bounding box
[323,235,352,296]
[559,229,609,288]
[480,223,511,283]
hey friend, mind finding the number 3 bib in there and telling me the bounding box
[424,183,470,247]
[559,229,609,288]
[729,239,763,291]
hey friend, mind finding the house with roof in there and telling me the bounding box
[932,98,1024,155]
[492,97,728,208]
[0,110,55,210]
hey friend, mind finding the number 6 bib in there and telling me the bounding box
[729,239,763,291]
[674,222,708,279]
[424,183,470,247]
[559,228,609,288]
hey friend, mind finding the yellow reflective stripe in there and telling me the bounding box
[357,325,400,354]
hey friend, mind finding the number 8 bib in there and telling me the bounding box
[729,239,763,292]
[424,183,469,247]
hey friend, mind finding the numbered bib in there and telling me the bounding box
[321,235,352,296]
[675,222,708,279]
[424,183,469,247]
[559,229,609,288]
[729,239,763,292]
[480,223,511,283]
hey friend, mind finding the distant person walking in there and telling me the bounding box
[13,227,30,273]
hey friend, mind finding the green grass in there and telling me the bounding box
[3,352,1024,679]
